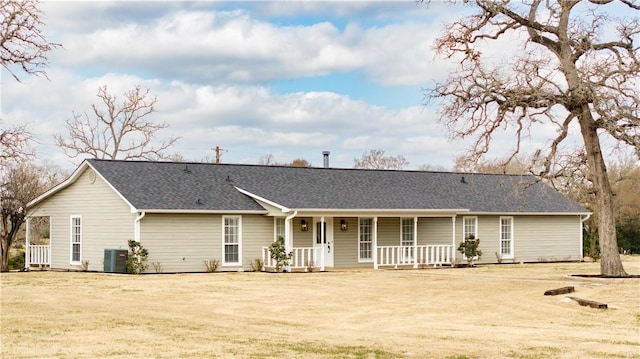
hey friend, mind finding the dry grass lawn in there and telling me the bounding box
[1,257,639,358]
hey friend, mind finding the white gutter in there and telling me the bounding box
[134,211,146,242]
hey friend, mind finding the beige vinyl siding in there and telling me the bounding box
[292,217,314,247]
[140,214,219,272]
[418,217,453,245]
[241,214,275,268]
[28,168,135,271]
[141,213,273,272]
[512,215,581,262]
[454,215,581,264]
[333,217,369,268]
[377,217,400,247]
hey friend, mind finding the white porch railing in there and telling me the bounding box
[262,247,322,270]
[28,245,50,266]
[377,245,453,268]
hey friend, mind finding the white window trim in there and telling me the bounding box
[499,216,514,259]
[222,216,242,266]
[70,215,82,265]
[462,216,478,261]
[400,217,415,247]
[400,217,415,262]
[462,216,478,240]
[358,217,373,263]
[274,217,285,242]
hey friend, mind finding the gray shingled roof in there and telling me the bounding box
[88,159,588,213]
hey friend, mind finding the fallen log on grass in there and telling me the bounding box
[544,286,575,296]
[568,296,608,309]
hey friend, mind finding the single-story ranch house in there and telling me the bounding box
[26,158,590,272]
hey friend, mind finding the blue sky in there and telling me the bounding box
[2,0,592,171]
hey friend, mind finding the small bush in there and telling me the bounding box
[204,259,220,272]
[305,259,315,272]
[269,236,292,273]
[126,240,149,274]
[8,251,25,270]
[249,258,264,272]
[81,260,90,271]
[152,262,164,273]
[457,235,482,266]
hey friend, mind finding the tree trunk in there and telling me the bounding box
[1,236,10,272]
[1,212,23,272]
[578,107,627,277]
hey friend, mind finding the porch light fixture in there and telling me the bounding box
[301,219,308,231]
[340,219,348,231]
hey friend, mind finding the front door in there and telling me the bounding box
[314,218,334,267]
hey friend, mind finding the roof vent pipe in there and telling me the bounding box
[322,151,330,168]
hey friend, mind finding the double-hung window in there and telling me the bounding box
[401,218,415,261]
[463,217,477,240]
[359,218,373,262]
[500,217,514,259]
[275,217,285,241]
[462,216,478,260]
[70,216,82,263]
[223,216,241,265]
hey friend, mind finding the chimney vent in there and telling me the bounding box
[322,151,330,168]
[461,176,467,184]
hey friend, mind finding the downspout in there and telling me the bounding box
[373,216,378,269]
[451,215,456,264]
[134,211,146,243]
[580,213,592,261]
[24,216,31,270]
[284,210,297,272]
[413,216,418,269]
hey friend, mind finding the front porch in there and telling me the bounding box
[262,214,459,271]
[262,244,455,271]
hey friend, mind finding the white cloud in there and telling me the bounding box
[42,2,457,87]
[8,1,600,173]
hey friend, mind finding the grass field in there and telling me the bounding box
[1,257,639,358]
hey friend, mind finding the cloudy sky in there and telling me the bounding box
[1,0,600,171]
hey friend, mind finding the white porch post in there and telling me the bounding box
[284,211,297,272]
[320,216,325,271]
[413,216,418,268]
[24,216,31,270]
[452,216,456,263]
[373,216,378,269]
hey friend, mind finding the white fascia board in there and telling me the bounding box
[467,211,591,216]
[233,186,290,213]
[139,209,268,214]
[292,208,470,217]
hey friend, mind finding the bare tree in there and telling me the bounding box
[0,120,34,164]
[353,149,409,170]
[55,85,179,161]
[0,162,60,271]
[0,0,61,81]
[426,0,639,277]
[259,154,312,167]
[416,164,448,172]
[452,154,533,175]
[259,153,276,165]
